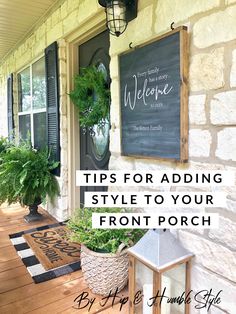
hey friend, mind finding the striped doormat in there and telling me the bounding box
[9,222,81,283]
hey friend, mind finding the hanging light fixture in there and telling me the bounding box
[98,0,138,37]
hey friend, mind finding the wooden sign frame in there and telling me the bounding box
[118,26,189,162]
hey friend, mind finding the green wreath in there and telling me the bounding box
[69,65,110,129]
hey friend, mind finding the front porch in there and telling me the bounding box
[0,204,128,314]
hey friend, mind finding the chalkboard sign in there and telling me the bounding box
[119,27,188,162]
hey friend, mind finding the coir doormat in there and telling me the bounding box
[9,222,81,283]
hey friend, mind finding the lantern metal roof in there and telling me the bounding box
[128,229,194,272]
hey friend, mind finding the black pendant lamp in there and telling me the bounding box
[98,0,138,37]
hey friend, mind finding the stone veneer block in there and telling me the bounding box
[60,1,68,20]
[35,23,46,41]
[109,56,119,80]
[33,38,46,57]
[109,155,135,170]
[191,265,236,313]
[226,197,236,213]
[109,128,121,154]
[216,128,236,161]
[209,217,236,250]
[189,161,225,171]
[110,83,120,126]
[193,5,236,48]
[211,307,229,314]
[230,49,236,87]
[110,5,153,55]
[155,0,220,33]
[51,9,61,27]
[189,129,212,157]
[210,91,236,124]
[67,0,80,13]
[189,48,224,92]
[179,231,236,282]
[134,159,176,171]
[62,10,79,36]
[189,95,206,124]
[47,22,63,46]
[77,0,99,23]
[226,0,236,5]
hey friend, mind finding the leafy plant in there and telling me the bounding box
[0,137,10,156]
[69,66,110,129]
[67,207,145,254]
[0,142,60,206]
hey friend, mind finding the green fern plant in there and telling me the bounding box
[67,207,145,253]
[0,142,60,206]
[0,137,10,157]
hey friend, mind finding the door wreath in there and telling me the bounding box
[69,66,110,134]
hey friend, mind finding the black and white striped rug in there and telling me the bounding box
[9,222,81,283]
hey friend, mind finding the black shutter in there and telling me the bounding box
[7,73,14,140]
[45,41,60,176]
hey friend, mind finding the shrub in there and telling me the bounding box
[67,207,145,253]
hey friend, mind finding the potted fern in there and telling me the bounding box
[67,207,145,295]
[0,142,60,222]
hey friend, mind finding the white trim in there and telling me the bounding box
[18,108,46,116]
[30,61,34,146]
[18,111,31,116]
[17,56,46,147]
[16,54,44,75]
[66,11,106,213]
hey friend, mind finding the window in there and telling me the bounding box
[18,57,47,149]
[14,41,60,176]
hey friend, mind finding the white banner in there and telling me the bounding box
[76,170,235,187]
[84,192,227,208]
[92,213,219,229]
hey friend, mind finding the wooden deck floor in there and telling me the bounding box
[0,204,129,314]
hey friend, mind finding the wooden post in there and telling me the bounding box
[180,26,189,162]
[153,272,161,314]
[129,256,135,314]
[185,261,191,314]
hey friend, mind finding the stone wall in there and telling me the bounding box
[0,0,235,312]
[109,1,236,313]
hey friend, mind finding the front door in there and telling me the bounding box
[79,30,110,205]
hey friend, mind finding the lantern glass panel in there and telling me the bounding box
[161,263,186,314]
[135,260,153,314]
[106,1,127,36]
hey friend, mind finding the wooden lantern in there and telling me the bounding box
[128,229,194,314]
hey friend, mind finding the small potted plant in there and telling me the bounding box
[0,142,60,222]
[67,207,145,296]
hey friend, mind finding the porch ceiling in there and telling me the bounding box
[0,0,59,62]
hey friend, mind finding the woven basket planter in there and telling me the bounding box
[81,244,129,296]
